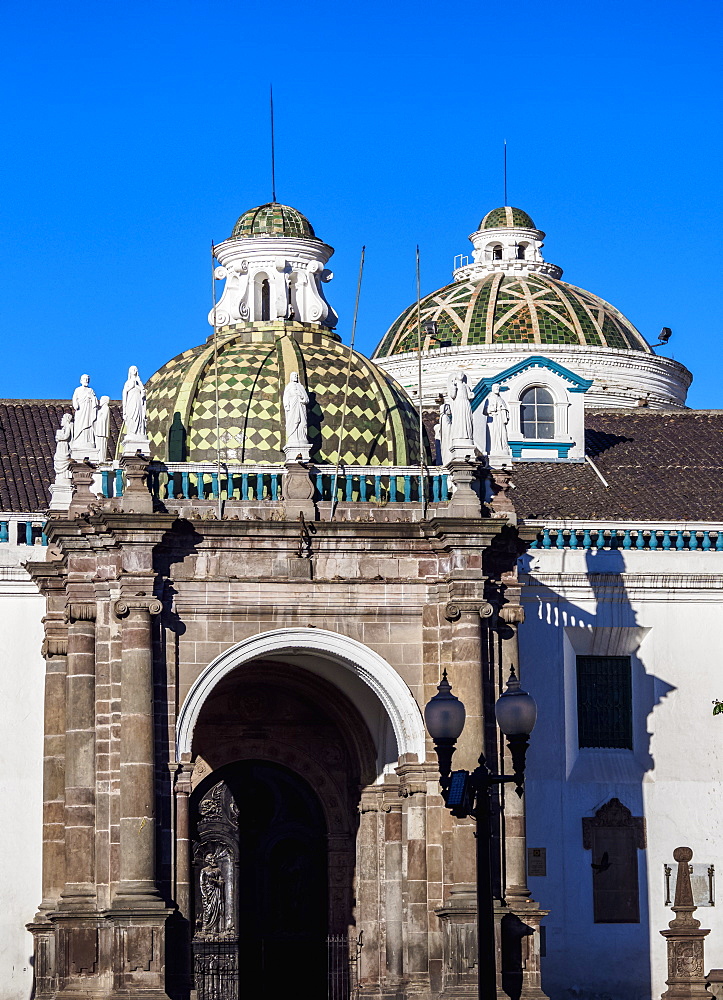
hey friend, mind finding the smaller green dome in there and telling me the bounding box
[480,206,536,230]
[231,202,315,239]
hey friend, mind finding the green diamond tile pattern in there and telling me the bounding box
[231,202,315,239]
[479,206,536,230]
[373,273,650,358]
[146,324,429,466]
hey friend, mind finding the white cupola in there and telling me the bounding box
[453,205,562,282]
[209,202,338,329]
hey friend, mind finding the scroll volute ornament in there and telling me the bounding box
[114,596,162,618]
[444,600,494,622]
[64,602,97,624]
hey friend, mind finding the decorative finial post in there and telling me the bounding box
[660,847,714,999]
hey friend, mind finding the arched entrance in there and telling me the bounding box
[186,659,379,999]
[191,760,328,1000]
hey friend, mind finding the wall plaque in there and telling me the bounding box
[527,848,547,876]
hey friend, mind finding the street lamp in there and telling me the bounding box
[425,667,537,1000]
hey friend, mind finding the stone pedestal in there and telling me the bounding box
[68,461,97,516]
[120,455,154,514]
[121,434,150,457]
[282,460,315,520]
[660,847,714,999]
[436,887,479,999]
[49,479,74,511]
[284,442,311,463]
[442,461,481,519]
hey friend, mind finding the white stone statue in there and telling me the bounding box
[283,372,311,461]
[447,370,475,458]
[71,374,98,459]
[95,396,111,463]
[49,413,74,510]
[121,365,150,456]
[53,413,73,482]
[483,383,511,459]
[435,400,453,466]
[122,366,147,438]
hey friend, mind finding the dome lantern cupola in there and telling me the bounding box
[454,205,562,282]
[209,202,338,329]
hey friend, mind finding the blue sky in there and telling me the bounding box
[0,0,721,406]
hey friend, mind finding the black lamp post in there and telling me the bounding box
[424,667,537,1000]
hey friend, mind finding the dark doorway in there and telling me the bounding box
[191,760,328,1000]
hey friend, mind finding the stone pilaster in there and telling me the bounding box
[358,786,384,989]
[173,761,194,921]
[60,601,97,907]
[106,595,170,999]
[39,618,68,914]
[398,757,430,999]
[382,780,404,996]
[113,595,164,904]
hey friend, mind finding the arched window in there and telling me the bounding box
[261,279,271,321]
[520,386,555,439]
[515,243,526,260]
[492,244,503,261]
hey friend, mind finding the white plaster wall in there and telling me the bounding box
[376,341,691,410]
[0,569,45,1000]
[518,548,723,1000]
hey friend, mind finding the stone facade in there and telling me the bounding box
[25,460,546,1000]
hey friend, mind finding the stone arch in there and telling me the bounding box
[176,627,427,774]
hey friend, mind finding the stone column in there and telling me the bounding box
[383,780,404,991]
[398,757,429,994]
[660,847,714,999]
[113,596,164,904]
[498,607,548,1000]
[60,602,97,907]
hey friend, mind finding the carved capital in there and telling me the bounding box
[445,600,494,622]
[114,597,163,619]
[42,636,68,658]
[498,604,525,625]
[64,602,97,624]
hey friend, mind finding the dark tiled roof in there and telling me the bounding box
[513,409,723,522]
[0,400,121,512]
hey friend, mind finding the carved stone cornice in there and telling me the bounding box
[114,597,163,619]
[445,599,494,622]
[64,602,97,624]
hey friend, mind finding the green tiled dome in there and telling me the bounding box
[231,203,315,239]
[373,273,652,357]
[480,206,536,230]
[146,323,427,465]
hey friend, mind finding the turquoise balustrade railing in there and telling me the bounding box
[528,527,723,552]
[0,519,48,545]
[97,465,451,505]
[312,471,449,504]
